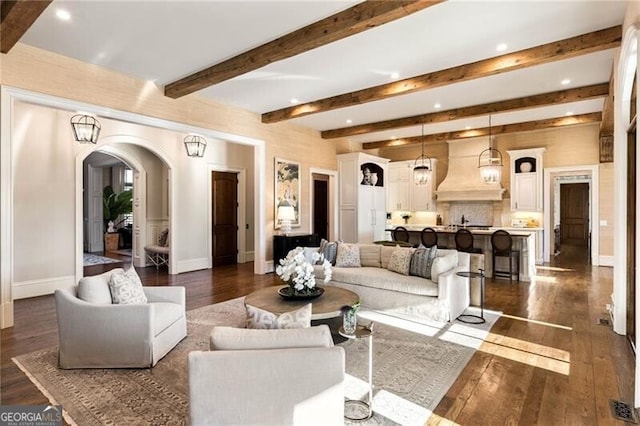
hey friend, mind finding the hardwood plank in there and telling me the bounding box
[321,83,609,139]
[362,112,602,149]
[164,0,443,98]
[0,0,52,54]
[262,26,621,123]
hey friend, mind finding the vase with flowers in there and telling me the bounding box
[275,247,332,299]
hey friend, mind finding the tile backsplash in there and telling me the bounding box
[448,202,493,226]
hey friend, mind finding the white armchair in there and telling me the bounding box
[188,325,345,426]
[55,284,186,369]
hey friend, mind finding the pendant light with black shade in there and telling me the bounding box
[413,124,432,185]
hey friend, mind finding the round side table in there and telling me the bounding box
[339,324,374,422]
[456,269,486,324]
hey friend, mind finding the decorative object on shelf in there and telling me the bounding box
[478,115,503,184]
[277,286,324,300]
[275,158,300,230]
[341,301,361,335]
[183,134,207,157]
[360,162,384,186]
[275,247,332,297]
[70,114,101,144]
[401,212,411,224]
[413,124,433,185]
[519,161,532,173]
[276,200,296,236]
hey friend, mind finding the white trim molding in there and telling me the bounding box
[12,275,76,300]
[175,258,210,274]
[599,256,614,267]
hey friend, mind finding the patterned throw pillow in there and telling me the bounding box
[109,267,148,304]
[245,303,312,329]
[158,229,169,247]
[409,245,438,279]
[335,243,361,267]
[387,247,415,275]
[321,241,338,266]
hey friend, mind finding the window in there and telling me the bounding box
[123,168,133,227]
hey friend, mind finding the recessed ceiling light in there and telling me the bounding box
[346,119,352,124]
[56,9,71,21]
[566,111,574,116]
[465,126,472,130]
[496,43,508,52]
[434,103,441,109]
[290,98,298,104]
[561,78,571,85]
[390,72,399,79]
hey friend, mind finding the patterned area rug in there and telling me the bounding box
[82,253,122,266]
[13,299,499,425]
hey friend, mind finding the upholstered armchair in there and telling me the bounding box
[188,325,345,426]
[55,275,186,369]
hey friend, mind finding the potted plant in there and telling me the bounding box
[103,185,133,251]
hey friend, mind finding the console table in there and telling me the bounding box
[273,234,318,264]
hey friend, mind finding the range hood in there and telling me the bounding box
[436,139,505,202]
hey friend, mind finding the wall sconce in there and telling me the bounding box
[184,135,207,157]
[277,201,296,236]
[70,114,101,144]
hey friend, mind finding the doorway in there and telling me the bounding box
[212,171,238,266]
[313,175,329,241]
[560,183,590,247]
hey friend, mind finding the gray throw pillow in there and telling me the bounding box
[322,241,338,266]
[109,267,148,304]
[410,245,438,279]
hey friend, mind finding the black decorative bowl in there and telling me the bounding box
[277,286,324,300]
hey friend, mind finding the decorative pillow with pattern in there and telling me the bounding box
[409,245,438,279]
[335,243,361,267]
[158,229,169,247]
[109,267,148,304]
[245,303,312,329]
[387,247,415,275]
[321,241,338,266]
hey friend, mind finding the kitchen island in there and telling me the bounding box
[386,226,540,282]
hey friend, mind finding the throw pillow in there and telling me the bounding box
[430,252,459,282]
[321,241,338,266]
[335,243,361,267]
[78,268,124,304]
[158,229,169,247]
[358,244,382,268]
[109,267,148,304]
[409,245,438,279]
[245,303,312,329]
[387,247,415,275]
[380,246,396,269]
[209,325,333,350]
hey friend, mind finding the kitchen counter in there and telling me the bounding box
[385,226,540,282]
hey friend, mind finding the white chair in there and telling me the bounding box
[188,325,345,426]
[55,270,186,369]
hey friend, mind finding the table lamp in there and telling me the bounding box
[277,203,295,236]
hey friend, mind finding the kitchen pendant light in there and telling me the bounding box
[413,124,432,185]
[478,115,503,184]
[70,114,101,144]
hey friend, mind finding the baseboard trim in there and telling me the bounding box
[175,258,209,274]
[265,260,275,273]
[243,251,255,263]
[599,255,614,267]
[13,275,76,299]
[1,301,14,328]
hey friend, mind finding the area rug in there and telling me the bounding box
[82,253,122,266]
[13,299,499,425]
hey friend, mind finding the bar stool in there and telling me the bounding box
[420,227,438,248]
[454,228,482,254]
[392,226,410,243]
[491,230,520,281]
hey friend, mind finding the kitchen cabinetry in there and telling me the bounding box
[387,160,437,212]
[338,153,389,243]
[507,148,545,212]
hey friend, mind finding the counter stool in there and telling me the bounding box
[455,228,482,254]
[420,227,438,248]
[491,230,520,281]
[392,226,410,243]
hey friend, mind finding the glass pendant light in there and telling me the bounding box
[413,124,432,185]
[478,115,503,184]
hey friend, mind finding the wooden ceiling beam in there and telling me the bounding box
[599,68,615,162]
[263,25,621,123]
[363,112,602,149]
[164,0,443,99]
[322,83,609,139]
[1,0,51,54]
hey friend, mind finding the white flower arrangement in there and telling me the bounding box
[275,247,332,293]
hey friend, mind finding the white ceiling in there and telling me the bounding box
[19,0,627,144]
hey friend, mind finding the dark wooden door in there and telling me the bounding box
[313,179,328,241]
[560,183,589,246]
[627,120,637,351]
[212,171,238,266]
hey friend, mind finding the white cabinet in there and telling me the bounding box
[338,152,389,243]
[387,160,437,212]
[507,148,545,212]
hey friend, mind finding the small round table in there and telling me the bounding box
[456,269,486,324]
[339,324,374,422]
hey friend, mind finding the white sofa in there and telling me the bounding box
[188,325,345,426]
[311,244,470,322]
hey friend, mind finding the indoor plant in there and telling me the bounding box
[275,247,332,297]
[103,185,133,251]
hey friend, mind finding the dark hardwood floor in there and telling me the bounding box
[1,248,635,425]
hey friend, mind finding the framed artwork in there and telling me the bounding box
[274,158,300,229]
[360,162,384,186]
